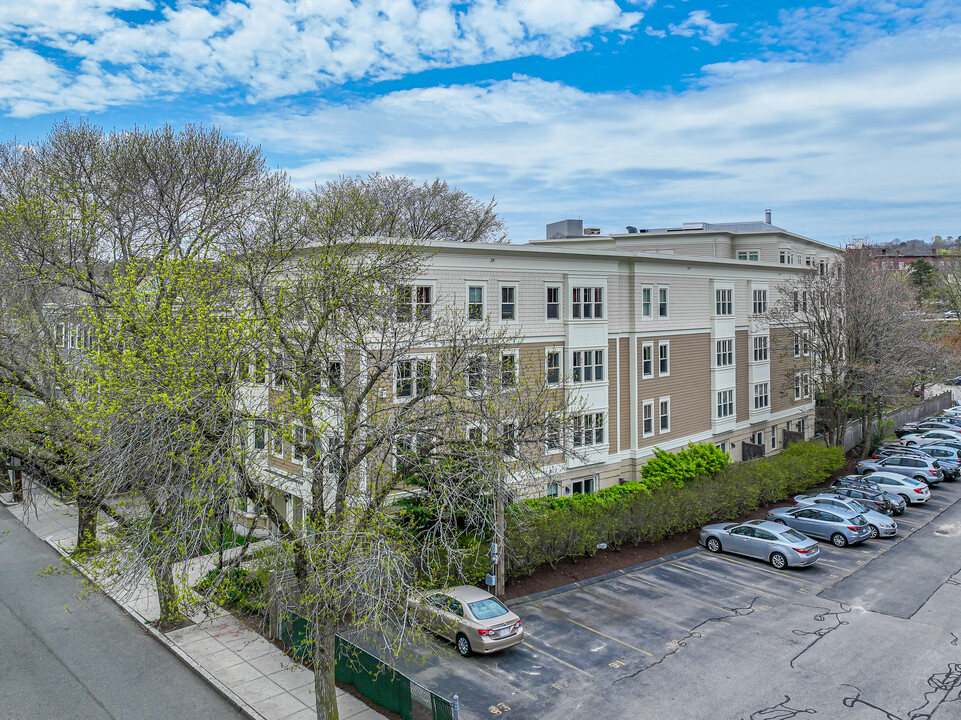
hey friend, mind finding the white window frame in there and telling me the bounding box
[753,382,770,410]
[770,425,778,450]
[396,356,433,399]
[641,285,653,319]
[500,350,518,388]
[715,338,734,368]
[545,348,562,386]
[716,389,735,419]
[641,342,654,379]
[779,249,794,265]
[500,283,517,323]
[545,417,562,454]
[292,425,305,464]
[752,335,769,362]
[572,349,604,383]
[658,397,671,433]
[715,288,733,316]
[466,355,484,393]
[752,289,768,315]
[657,286,669,318]
[545,284,561,321]
[641,399,655,438]
[572,286,604,320]
[794,371,811,400]
[737,249,760,261]
[802,329,811,357]
[466,283,485,321]
[573,412,606,447]
[658,341,670,376]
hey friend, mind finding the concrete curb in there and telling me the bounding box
[505,546,700,606]
[38,524,269,720]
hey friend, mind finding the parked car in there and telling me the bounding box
[834,473,931,505]
[870,444,934,461]
[699,519,819,569]
[899,429,961,446]
[766,506,872,547]
[825,484,905,515]
[941,405,961,417]
[932,415,961,428]
[945,376,961,385]
[855,455,943,485]
[793,494,898,539]
[913,445,961,479]
[407,586,524,656]
[896,420,960,437]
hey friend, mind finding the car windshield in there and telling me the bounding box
[780,529,808,543]
[468,597,510,620]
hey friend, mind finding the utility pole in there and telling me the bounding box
[494,490,505,597]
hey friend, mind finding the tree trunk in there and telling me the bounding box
[12,464,23,503]
[154,558,183,629]
[75,493,98,554]
[313,616,339,720]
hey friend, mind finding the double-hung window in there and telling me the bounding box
[641,342,654,379]
[397,284,433,321]
[500,285,516,321]
[658,342,670,376]
[715,339,734,367]
[396,358,432,398]
[467,285,484,321]
[658,287,669,318]
[753,336,769,362]
[501,352,517,387]
[641,400,654,438]
[753,382,770,410]
[573,413,605,447]
[572,287,603,319]
[466,356,483,392]
[737,250,760,261]
[715,289,733,316]
[641,286,653,318]
[545,419,561,452]
[716,389,734,419]
[572,350,604,383]
[546,350,561,385]
[658,397,671,432]
[752,289,768,315]
[546,286,560,320]
[794,372,811,400]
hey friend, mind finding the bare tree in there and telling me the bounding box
[769,247,944,451]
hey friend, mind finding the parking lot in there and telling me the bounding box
[388,481,961,720]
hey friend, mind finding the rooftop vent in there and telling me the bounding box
[584,227,601,235]
[626,225,638,233]
[765,209,772,224]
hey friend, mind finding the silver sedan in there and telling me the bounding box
[699,519,820,569]
[793,494,898,538]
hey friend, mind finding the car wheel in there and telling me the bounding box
[773,518,787,525]
[862,469,874,475]
[770,552,788,569]
[868,525,880,540]
[456,633,472,657]
[831,533,848,548]
[899,494,911,504]
[705,536,722,553]
[905,441,917,446]
[913,476,928,483]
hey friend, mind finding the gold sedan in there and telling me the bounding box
[408,585,524,657]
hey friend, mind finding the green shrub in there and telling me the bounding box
[198,567,269,615]
[639,442,731,489]
[506,442,844,578]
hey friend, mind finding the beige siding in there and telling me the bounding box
[619,337,631,452]
[608,338,619,454]
[736,330,749,421]
[770,327,809,413]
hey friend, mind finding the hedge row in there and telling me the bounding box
[506,442,845,578]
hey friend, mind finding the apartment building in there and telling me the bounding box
[252,214,842,516]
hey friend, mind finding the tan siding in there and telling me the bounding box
[619,337,631,452]
[736,330,749,421]
[770,327,808,413]
[637,333,712,448]
[608,338,618,455]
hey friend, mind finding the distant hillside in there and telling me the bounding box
[875,236,960,256]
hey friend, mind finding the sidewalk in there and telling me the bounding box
[0,487,386,720]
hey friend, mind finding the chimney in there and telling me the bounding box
[764,209,772,224]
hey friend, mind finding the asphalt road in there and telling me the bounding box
[0,504,248,720]
[394,482,961,720]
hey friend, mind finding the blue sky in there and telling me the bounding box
[1,0,959,245]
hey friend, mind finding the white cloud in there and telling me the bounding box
[668,10,735,46]
[226,24,961,243]
[0,0,643,116]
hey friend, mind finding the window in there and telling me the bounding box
[805,255,815,267]
[641,342,654,379]
[751,430,765,446]
[659,397,671,433]
[801,330,811,356]
[779,249,794,265]
[467,426,483,444]
[396,285,412,322]
[571,477,595,495]
[326,361,342,389]
[716,389,734,419]
[546,419,561,452]
[466,356,483,391]
[270,353,285,388]
[794,333,802,358]
[797,418,806,434]
[271,425,283,456]
[658,287,669,318]
[715,339,734,367]
[501,353,517,387]
[501,422,517,457]
[753,382,770,410]
[467,285,484,321]
[292,425,305,463]
[546,350,561,385]
[546,286,560,320]
[737,250,760,261]
[658,342,670,376]
[56,323,66,347]
[642,400,654,438]
[715,288,733,316]
[500,286,516,321]
[573,413,605,447]
[770,425,777,450]
[752,289,768,315]
[254,420,266,450]
[415,285,433,320]
[753,336,769,362]
[572,287,603,319]
[794,372,811,400]
[572,349,604,383]
[819,259,828,275]
[396,358,432,398]
[252,352,266,384]
[641,286,652,318]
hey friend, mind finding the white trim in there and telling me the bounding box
[658,340,670,377]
